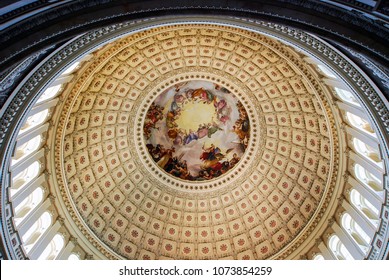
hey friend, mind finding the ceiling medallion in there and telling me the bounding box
[143,80,250,182]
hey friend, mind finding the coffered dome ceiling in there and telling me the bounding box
[53,24,341,259]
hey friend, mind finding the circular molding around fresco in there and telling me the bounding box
[134,73,261,193]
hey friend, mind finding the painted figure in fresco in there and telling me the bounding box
[146,143,162,161]
[229,153,240,167]
[157,147,175,169]
[173,129,185,145]
[214,83,231,94]
[143,103,164,139]
[169,159,191,180]
[219,115,229,124]
[185,88,194,99]
[170,100,179,112]
[167,129,178,139]
[230,100,250,149]
[215,98,232,124]
[174,81,189,93]
[215,99,226,110]
[191,87,207,100]
[191,87,215,103]
[198,144,240,179]
[184,129,198,145]
[200,144,225,171]
[147,142,240,181]
[174,94,185,104]
[166,109,181,130]
[200,144,220,161]
[197,124,208,139]
[170,94,185,112]
[207,122,222,138]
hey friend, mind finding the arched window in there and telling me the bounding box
[341,213,371,253]
[18,109,49,135]
[350,189,380,225]
[13,187,44,226]
[353,138,383,167]
[346,112,375,136]
[318,64,337,78]
[38,234,65,260]
[334,87,360,107]
[37,85,62,103]
[61,61,80,75]
[22,211,52,254]
[11,161,41,196]
[11,135,42,165]
[329,235,354,260]
[68,253,80,260]
[354,164,383,192]
[313,254,325,260]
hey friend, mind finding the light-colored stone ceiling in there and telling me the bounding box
[53,24,340,259]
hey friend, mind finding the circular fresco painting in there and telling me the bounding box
[144,80,250,181]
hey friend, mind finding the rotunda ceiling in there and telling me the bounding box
[54,24,339,259]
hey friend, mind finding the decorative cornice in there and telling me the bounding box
[0,46,54,107]
[0,16,387,260]
[0,1,388,71]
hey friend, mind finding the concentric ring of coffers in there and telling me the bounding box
[56,24,338,259]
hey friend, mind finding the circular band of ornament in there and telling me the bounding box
[134,73,260,191]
